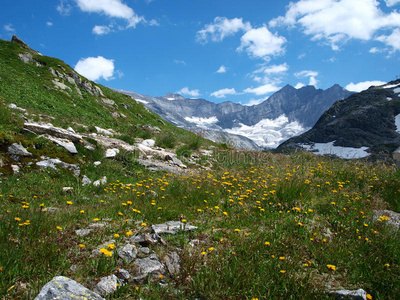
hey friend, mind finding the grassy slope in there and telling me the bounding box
[0,39,400,299]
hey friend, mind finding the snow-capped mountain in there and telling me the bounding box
[116,84,353,149]
[278,80,400,159]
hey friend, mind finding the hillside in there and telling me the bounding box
[0,37,400,300]
[117,84,353,149]
[278,80,400,158]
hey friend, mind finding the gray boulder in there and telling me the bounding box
[117,244,138,263]
[34,276,104,300]
[164,251,181,274]
[24,122,83,142]
[329,289,368,300]
[82,175,92,186]
[12,35,28,46]
[8,143,32,156]
[94,275,119,297]
[152,221,197,235]
[134,256,166,281]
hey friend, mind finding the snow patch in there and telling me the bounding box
[394,88,400,94]
[224,115,307,149]
[185,116,219,128]
[384,83,400,89]
[135,98,149,104]
[166,97,177,101]
[387,97,393,101]
[301,141,370,159]
[395,114,400,133]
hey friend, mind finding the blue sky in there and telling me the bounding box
[1,0,400,105]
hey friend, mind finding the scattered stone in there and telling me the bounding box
[24,122,83,142]
[105,148,120,158]
[93,176,107,187]
[139,247,151,255]
[121,103,129,110]
[18,52,34,64]
[152,221,197,235]
[62,187,74,193]
[373,209,400,228]
[130,233,158,246]
[94,161,101,166]
[118,244,138,263]
[95,126,116,137]
[42,207,60,213]
[75,229,93,236]
[34,276,104,300]
[99,98,116,107]
[328,288,368,300]
[82,175,92,186]
[164,155,187,168]
[8,143,32,157]
[116,268,130,282]
[145,190,158,197]
[12,35,29,46]
[67,127,76,133]
[8,103,27,112]
[69,264,78,272]
[52,79,72,92]
[134,256,166,282]
[11,164,20,174]
[41,134,78,154]
[94,275,119,297]
[88,223,106,230]
[36,157,80,176]
[164,251,181,274]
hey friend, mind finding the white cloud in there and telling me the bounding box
[243,97,267,106]
[75,0,144,28]
[176,87,200,97]
[216,65,227,73]
[369,47,386,53]
[255,63,288,75]
[211,88,237,98]
[57,0,72,16]
[295,70,319,87]
[295,82,305,89]
[376,28,400,50]
[269,0,400,50]
[385,0,400,6]
[75,56,115,81]
[196,17,251,43]
[47,21,53,26]
[174,59,186,65]
[345,80,386,92]
[4,23,15,33]
[148,19,159,26]
[93,25,112,35]
[237,26,286,60]
[244,83,281,95]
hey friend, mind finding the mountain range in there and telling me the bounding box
[278,80,400,159]
[116,85,353,150]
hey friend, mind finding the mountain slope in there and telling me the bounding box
[278,80,400,158]
[117,84,353,149]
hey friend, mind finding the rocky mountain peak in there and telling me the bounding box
[11,35,29,47]
[164,93,186,101]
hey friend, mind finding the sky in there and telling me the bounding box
[1,0,400,105]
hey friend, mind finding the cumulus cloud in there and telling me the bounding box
[237,26,286,60]
[176,87,200,97]
[47,21,53,26]
[269,0,400,50]
[75,0,144,28]
[216,65,227,73]
[345,80,386,92]
[93,25,113,35]
[4,23,15,33]
[385,0,400,6]
[174,59,186,65]
[243,97,267,106]
[295,82,305,89]
[196,17,251,43]
[295,70,319,87]
[211,88,237,98]
[75,56,115,81]
[244,83,281,96]
[376,28,400,51]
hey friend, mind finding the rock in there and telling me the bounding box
[62,187,74,193]
[94,161,102,167]
[130,233,158,246]
[373,209,400,228]
[152,221,197,235]
[42,207,60,213]
[81,81,104,97]
[93,176,107,187]
[117,244,138,263]
[24,122,83,142]
[11,164,20,174]
[116,268,131,282]
[66,127,76,133]
[8,143,32,157]
[139,247,151,255]
[41,134,78,154]
[52,79,72,92]
[82,175,92,186]
[134,256,166,281]
[18,53,34,64]
[94,275,119,297]
[105,148,120,158]
[145,190,158,197]
[75,229,93,236]
[36,157,80,176]
[34,276,104,300]
[142,139,156,147]
[328,289,368,300]
[69,264,78,272]
[8,103,27,112]
[99,98,116,106]
[121,103,129,110]
[12,35,28,46]
[164,155,187,168]
[164,251,181,274]
[95,126,116,137]
[88,223,106,230]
